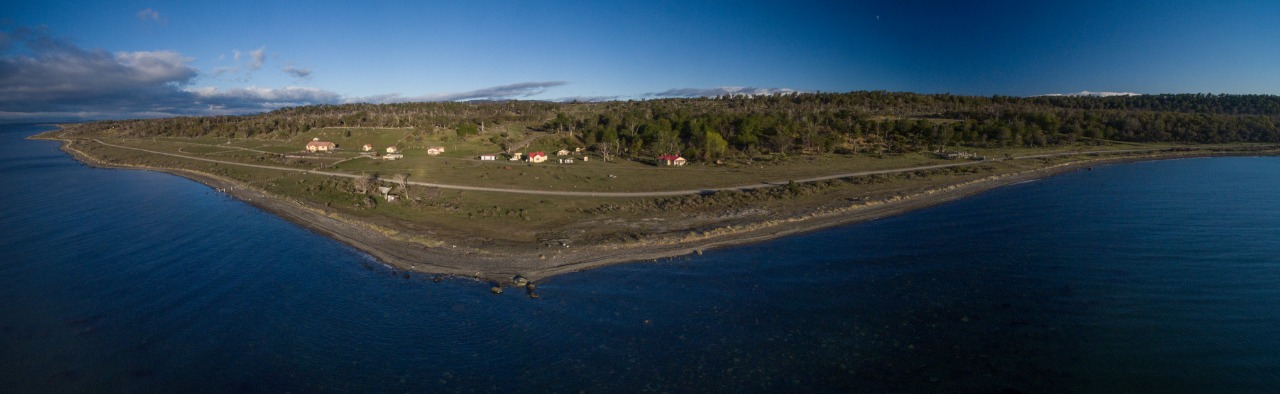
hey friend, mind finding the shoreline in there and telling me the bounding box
[32,131,1278,285]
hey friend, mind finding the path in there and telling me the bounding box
[90,139,1164,198]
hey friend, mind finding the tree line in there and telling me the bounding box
[66,92,1280,162]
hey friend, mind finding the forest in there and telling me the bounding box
[67,92,1280,162]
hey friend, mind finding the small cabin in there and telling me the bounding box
[306,138,337,152]
[559,158,575,164]
[479,154,498,161]
[427,146,446,156]
[362,144,373,152]
[509,152,523,161]
[657,154,686,167]
[556,149,571,156]
[386,146,399,154]
[528,152,548,163]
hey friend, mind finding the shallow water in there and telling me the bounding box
[2,123,1278,392]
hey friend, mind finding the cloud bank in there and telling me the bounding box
[646,86,801,98]
[353,81,569,103]
[1038,90,1142,97]
[0,28,573,121]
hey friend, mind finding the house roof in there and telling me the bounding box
[307,141,336,147]
[658,154,683,161]
[529,151,547,157]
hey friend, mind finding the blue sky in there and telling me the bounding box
[3,0,1279,120]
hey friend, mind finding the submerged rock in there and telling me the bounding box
[512,275,529,286]
[490,285,503,294]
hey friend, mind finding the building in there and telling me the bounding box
[556,149,571,156]
[427,146,446,156]
[306,138,337,152]
[362,144,373,152]
[386,146,399,154]
[383,153,403,160]
[657,154,687,167]
[480,154,498,161]
[509,152,523,161]
[559,158,575,164]
[528,151,548,163]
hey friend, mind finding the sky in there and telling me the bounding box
[2,0,1279,121]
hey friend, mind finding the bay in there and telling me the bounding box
[2,123,1278,392]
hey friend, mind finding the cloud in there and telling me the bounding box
[282,65,311,79]
[188,86,342,112]
[0,27,575,121]
[0,27,198,116]
[556,95,621,103]
[247,47,265,70]
[136,8,162,22]
[353,81,568,103]
[646,86,802,98]
[1037,91,1142,97]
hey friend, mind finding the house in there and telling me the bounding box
[582,156,589,162]
[509,152,523,161]
[427,146,446,156]
[528,151,548,163]
[362,144,373,152]
[657,154,687,167]
[480,154,498,161]
[386,146,399,154]
[383,153,403,160]
[574,147,583,154]
[377,186,398,202]
[306,138,337,152]
[556,149,571,156]
[559,158,574,164]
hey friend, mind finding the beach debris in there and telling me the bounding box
[512,275,529,287]
[432,274,444,283]
[525,282,540,299]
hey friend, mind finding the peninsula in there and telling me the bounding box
[33,92,1280,286]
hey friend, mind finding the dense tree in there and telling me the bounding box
[66,92,1280,163]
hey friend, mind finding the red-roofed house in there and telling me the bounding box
[657,154,686,167]
[528,151,548,163]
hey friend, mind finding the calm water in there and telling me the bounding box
[2,123,1278,392]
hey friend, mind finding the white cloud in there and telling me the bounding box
[0,27,579,121]
[136,8,162,22]
[352,81,568,103]
[646,86,801,98]
[282,65,312,79]
[247,46,265,70]
[1038,90,1142,97]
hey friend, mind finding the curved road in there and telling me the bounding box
[90,139,1157,198]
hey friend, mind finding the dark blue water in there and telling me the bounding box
[3,123,1279,392]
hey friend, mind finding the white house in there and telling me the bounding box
[509,152,523,161]
[559,158,575,164]
[427,146,446,156]
[306,138,337,152]
[556,149,571,156]
[480,154,498,161]
[362,144,373,152]
[386,146,399,154]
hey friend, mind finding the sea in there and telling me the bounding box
[2,123,1278,393]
